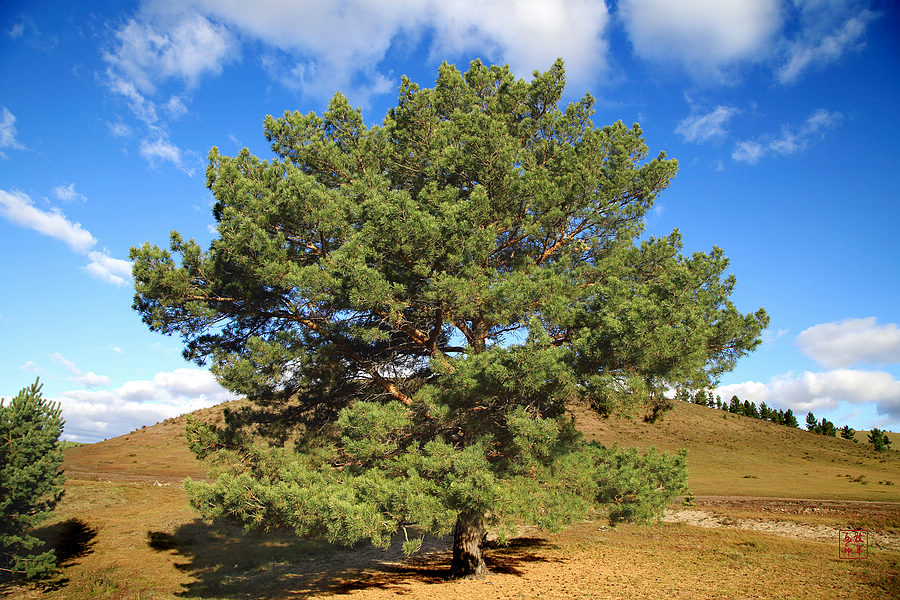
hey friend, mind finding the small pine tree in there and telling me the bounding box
[868,428,891,452]
[759,402,770,421]
[840,425,856,441]
[806,412,817,432]
[729,395,741,414]
[771,409,784,425]
[819,418,837,437]
[0,380,66,580]
[783,409,799,428]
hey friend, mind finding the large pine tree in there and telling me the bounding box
[131,60,767,578]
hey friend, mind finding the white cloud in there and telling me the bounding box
[0,189,96,252]
[140,135,195,175]
[51,352,113,389]
[86,250,133,286]
[618,0,782,77]
[54,368,239,442]
[732,108,842,164]
[118,0,610,103]
[0,189,132,285]
[715,368,900,423]
[53,183,87,202]
[0,107,26,158]
[675,105,738,143]
[424,0,611,88]
[778,1,878,83]
[103,4,236,172]
[797,317,900,368]
[104,10,237,95]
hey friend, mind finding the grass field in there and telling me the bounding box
[2,400,898,599]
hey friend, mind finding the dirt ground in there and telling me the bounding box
[664,496,900,552]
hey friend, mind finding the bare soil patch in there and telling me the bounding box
[665,496,900,552]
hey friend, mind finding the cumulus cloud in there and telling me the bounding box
[675,105,738,143]
[618,0,782,77]
[110,0,610,107]
[104,9,237,95]
[715,369,900,423]
[732,108,842,164]
[797,317,900,368]
[53,368,239,442]
[86,250,134,287]
[0,107,26,158]
[424,0,611,87]
[778,1,879,84]
[0,189,132,286]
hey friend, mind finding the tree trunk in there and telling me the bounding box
[449,510,487,579]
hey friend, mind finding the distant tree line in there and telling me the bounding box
[676,390,893,452]
[675,389,799,428]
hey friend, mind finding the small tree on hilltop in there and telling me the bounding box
[783,409,799,428]
[868,428,891,452]
[840,425,856,441]
[131,60,767,578]
[806,412,817,432]
[0,380,66,580]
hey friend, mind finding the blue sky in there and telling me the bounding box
[2,0,899,443]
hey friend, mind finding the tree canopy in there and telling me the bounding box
[131,60,767,578]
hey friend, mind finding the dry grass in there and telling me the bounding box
[1,399,897,599]
[577,401,900,501]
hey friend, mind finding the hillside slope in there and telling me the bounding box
[64,400,900,501]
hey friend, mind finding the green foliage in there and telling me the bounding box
[783,409,799,429]
[806,412,817,431]
[840,425,856,441]
[133,60,766,566]
[806,412,838,436]
[0,379,66,579]
[868,428,891,452]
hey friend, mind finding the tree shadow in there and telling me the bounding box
[147,520,555,598]
[0,518,98,593]
[42,518,99,566]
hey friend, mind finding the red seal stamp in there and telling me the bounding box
[839,530,868,559]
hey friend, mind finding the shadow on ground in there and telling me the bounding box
[148,520,557,598]
[0,518,98,595]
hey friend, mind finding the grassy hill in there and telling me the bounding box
[1,398,894,600]
[63,399,900,501]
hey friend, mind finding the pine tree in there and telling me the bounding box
[806,412,817,432]
[132,60,767,578]
[0,380,66,580]
[783,409,799,428]
[868,428,891,452]
[840,425,856,441]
